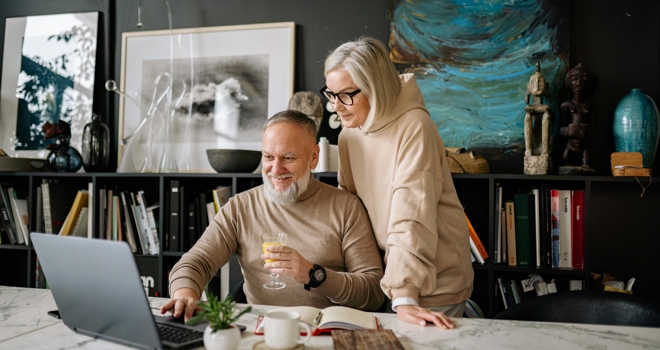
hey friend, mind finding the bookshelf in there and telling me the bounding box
[1,172,658,317]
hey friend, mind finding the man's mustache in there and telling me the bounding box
[267,172,294,180]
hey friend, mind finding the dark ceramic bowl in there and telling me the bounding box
[206,149,262,173]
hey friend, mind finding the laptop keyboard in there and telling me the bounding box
[156,323,204,344]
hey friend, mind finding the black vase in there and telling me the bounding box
[45,135,83,173]
[81,113,110,172]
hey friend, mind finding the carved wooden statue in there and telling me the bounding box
[523,62,553,175]
[287,91,323,132]
[558,63,599,175]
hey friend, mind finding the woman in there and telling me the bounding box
[322,37,474,329]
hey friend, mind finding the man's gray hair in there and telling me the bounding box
[264,109,318,140]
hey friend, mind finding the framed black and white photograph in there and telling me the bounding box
[118,22,295,173]
[0,12,99,159]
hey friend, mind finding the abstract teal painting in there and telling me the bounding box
[389,0,568,173]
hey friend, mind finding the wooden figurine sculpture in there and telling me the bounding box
[523,62,553,175]
[558,63,599,175]
[287,91,323,133]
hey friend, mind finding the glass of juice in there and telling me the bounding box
[260,232,287,289]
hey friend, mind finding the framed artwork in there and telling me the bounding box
[0,12,99,159]
[118,22,295,173]
[388,0,568,173]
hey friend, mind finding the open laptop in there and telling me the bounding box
[31,232,211,349]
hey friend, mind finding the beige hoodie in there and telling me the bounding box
[338,73,474,307]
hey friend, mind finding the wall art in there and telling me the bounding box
[118,22,295,173]
[0,12,99,159]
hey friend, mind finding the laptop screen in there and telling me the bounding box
[31,232,162,349]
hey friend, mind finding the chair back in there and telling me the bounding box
[493,290,660,327]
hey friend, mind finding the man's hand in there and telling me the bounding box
[159,288,200,322]
[396,305,455,329]
[261,245,314,284]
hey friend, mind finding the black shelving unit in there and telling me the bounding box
[1,172,658,318]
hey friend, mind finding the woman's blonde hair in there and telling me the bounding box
[324,37,401,127]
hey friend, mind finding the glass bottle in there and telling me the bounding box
[46,134,83,172]
[81,113,110,172]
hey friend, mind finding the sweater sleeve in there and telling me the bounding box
[168,200,238,297]
[313,197,385,311]
[381,115,443,303]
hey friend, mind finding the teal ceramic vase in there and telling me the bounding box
[612,89,660,168]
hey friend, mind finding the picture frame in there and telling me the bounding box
[0,12,99,159]
[118,22,295,173]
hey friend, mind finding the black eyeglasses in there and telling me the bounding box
[319,85,361,106]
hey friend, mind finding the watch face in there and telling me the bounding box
[314,269,326,281]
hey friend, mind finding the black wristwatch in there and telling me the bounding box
[304,264,327,291]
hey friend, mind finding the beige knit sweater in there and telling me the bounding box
[338,74,474,307]
[169,178,385,310]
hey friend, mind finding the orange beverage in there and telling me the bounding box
[262,241,285,263]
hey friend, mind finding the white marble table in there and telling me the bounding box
[1,286,659,350]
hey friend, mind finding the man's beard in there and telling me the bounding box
[262,169,311,205]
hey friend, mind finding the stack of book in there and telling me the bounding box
[0,184,29,245]
[466,214,488,264]
[98,188,160,255]
[494,185,585,270]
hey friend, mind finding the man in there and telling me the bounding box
[161,110,384,321]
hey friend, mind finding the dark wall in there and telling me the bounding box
[1,0,659,174]
[568,1,660,175]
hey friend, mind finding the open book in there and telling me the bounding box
[255,306,378,336]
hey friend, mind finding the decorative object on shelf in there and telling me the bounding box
[316,137,330,172]
[288,91,323,132]
[107,77,184,173]
[613,88,660,169]
[130,0,179,174]
[611,152,651,177]
[523,62,553,175]
[119,21,294,173]
[206,149,262,173]
[610,152,652,197]
[43,121,83,173]
[0,12,99,159]
[188,292,250,350]
[81,113,110,172]
[0,149,46,172]
[558,63,599,176]
[446,148,490,174]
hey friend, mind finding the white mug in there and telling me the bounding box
[264,311,312,349]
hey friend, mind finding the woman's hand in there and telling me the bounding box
[396,305,456,329]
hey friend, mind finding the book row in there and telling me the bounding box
[0,184,29,245]
[165,180,231,252]
[494,185,585,270]
[98,188,160,255]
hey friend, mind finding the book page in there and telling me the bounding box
[318,306,377,330]
[266,306,321,326]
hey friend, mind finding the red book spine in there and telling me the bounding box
[571,190,585,269]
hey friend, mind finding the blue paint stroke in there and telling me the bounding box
[389,0,568,149]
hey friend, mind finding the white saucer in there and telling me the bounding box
[252,340,304,350]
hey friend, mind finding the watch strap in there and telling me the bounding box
[304,264,326,291]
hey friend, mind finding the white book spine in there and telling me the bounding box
[220,262,230,300]
[469,236,485,264]
[42,184,53,233]
[138,191,158,255]
[559,190,572,268]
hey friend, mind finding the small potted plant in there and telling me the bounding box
[188,291,251,350]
